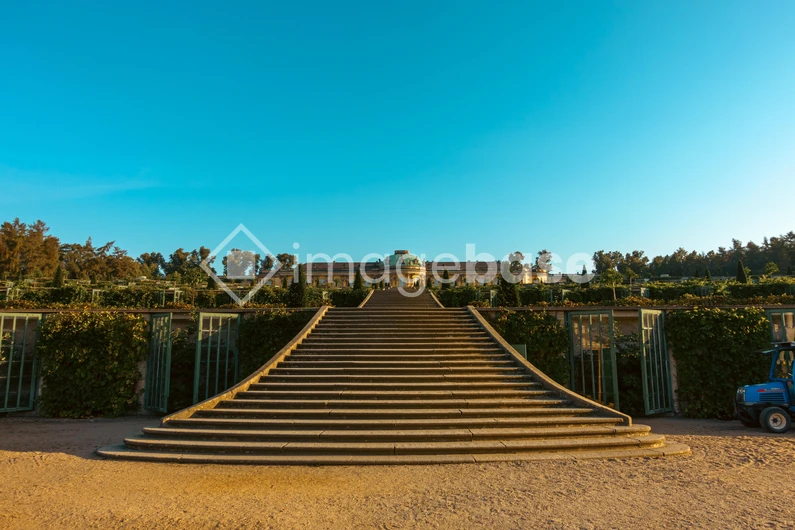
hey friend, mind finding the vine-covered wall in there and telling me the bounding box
[666,307,771,419]
[36,312,148,418]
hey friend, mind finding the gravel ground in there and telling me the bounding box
[1,416,794,529]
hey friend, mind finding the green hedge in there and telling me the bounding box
[36,312,148,418]
[492,310,570,385]
[666,307,770,419]
[237,309,314,376]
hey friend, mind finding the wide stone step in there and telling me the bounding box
[194,407,589,420]
[276,360,515,368]
[249,381,542,391]
[285,354,509,362]
[267,367,524,375]
[216,398,569,409]
[140,424,651,443]
[97,442,691,465]
[302,337,493,343]
[234,389,551,400]
[167,415,620,431]
[296,342,499,349]
[263,374,537,383]
[295,346,500,353]
[117,433,667,456]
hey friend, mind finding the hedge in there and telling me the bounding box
[237,310,314,376]
[491,310,570,385]
[36,312,148,418]
[665,307,770,419]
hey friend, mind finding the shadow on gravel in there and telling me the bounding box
[643,417,795,439]
[0,416,160,459]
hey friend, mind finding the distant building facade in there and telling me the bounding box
[262,250,548,287]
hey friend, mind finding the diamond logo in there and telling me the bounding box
[200,224,283,306]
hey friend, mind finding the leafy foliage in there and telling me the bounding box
[666,307,770,419]
[613,330,646,417]
[492,310,569,385]
[36,312,148,417]
[287,266,307,307]
[237,310,314,376]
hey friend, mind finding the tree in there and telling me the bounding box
[287,266,306,307]
[52,264,64,287]
[137,252,166,279]
[498,274,520,307]
[599,269,623,301]
[0,219,60,280]
[353,269,364,290]
[763,262,780,277]
[737,260,749,284]
[206,274,216,289]
[706,267,712,280]
[260,254,275,272]
[592,250,623,274]
[275,253,296,270]
[441,269,450,290]
[788,265,794,276]
[626,268,639,287]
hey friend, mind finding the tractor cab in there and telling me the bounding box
[735,342,795,433]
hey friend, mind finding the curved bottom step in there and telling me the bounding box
[97,443,691,465]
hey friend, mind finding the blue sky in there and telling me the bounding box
[1,1,793,271]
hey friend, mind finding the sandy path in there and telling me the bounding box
[1,416,794,529]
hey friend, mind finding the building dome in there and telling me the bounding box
[387,250,422,268]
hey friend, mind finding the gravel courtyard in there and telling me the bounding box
[1,416,793,529]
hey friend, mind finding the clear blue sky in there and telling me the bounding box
[1,1,793,271]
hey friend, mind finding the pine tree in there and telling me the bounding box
[705,267,712,280]
[287,266,307,307]
[498,272,520,307]
[737,260,749,284]
[442,269,450,290]
[353,269,364,290]
[52,264,64,288]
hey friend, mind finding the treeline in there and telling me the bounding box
[2,218,795,282]
[0,219,295,282]
[594,234,795,278]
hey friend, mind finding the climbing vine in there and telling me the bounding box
[36,312,148,418]
[492,310,570,385]
[666,307,770,419]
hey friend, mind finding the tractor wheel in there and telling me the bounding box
[761,407,791,434]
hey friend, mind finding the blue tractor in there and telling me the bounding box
[735,342,795,433]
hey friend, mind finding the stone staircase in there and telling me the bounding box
[98,289,689,464]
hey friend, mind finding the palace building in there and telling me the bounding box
[264,250,549,287]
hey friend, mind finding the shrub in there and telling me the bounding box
[287,267,307,307]
[237,309,313,376]
[492,310,569,385]
[666,307,770,419]
[614,330,645,417]
[36,312,148,417]
[166,316,199,412]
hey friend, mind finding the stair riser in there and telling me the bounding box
[141,427,650,443]
[167,417,618,431]
[267,369,525,376]
[194,409,588,419]
[276,362,515,369]
[249,383,542,391]
[235,391,550,400]
[263,376,536,383]
[123,437,665,456]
